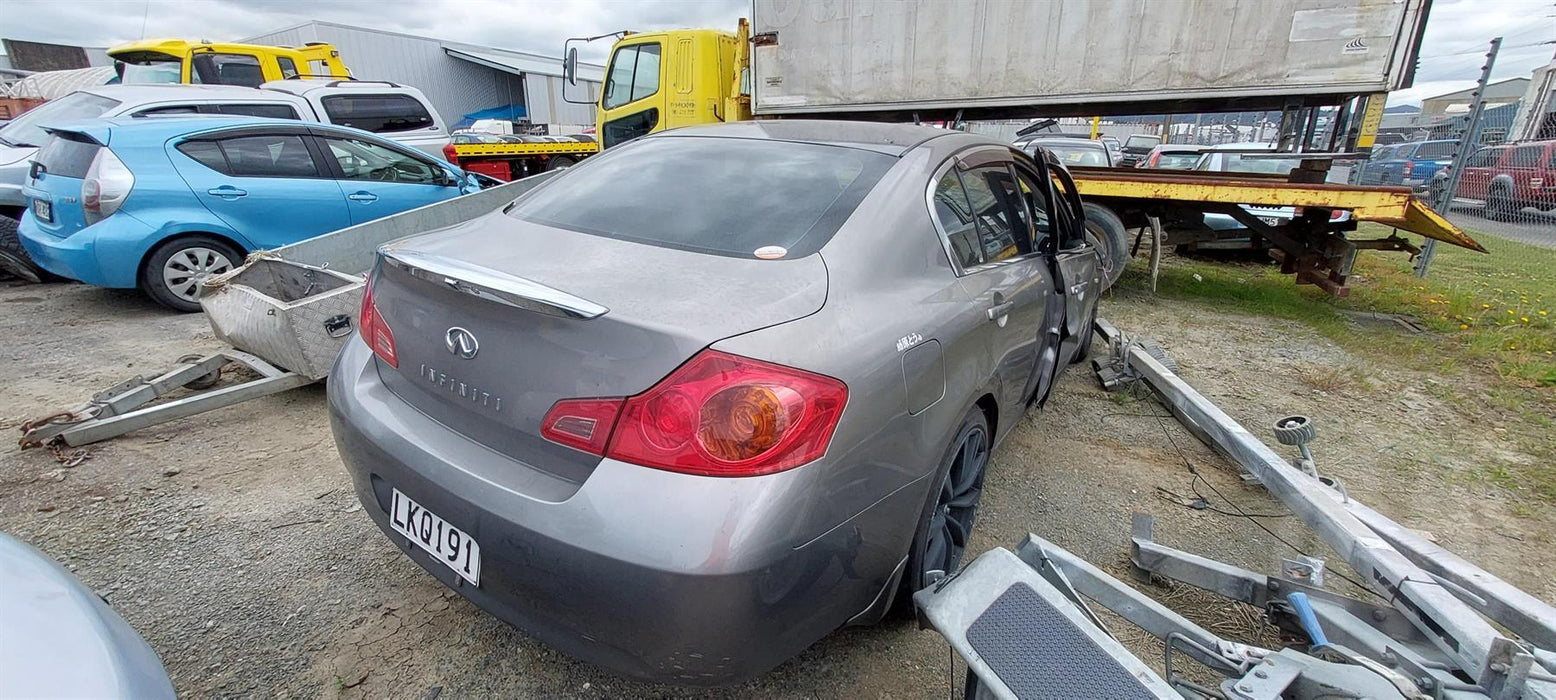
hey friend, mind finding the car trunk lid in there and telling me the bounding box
[368,213,829,483]
[23,129,105,238]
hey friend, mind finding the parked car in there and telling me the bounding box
[18,116,483,311]
[1137,144,1206,169]
[1019,136,1112,167]
[0,532,176,699]
[1191,142,1351,237]
[1431,139,1556,220]
[328,120,1100,685]
[1117,133,1161,166]
[0,81,448,282]
[451,132,505,144]
[1099,135,1122,162]
[1357,139,1455,190]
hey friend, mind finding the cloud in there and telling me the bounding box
[1,0,746,63]
[1388,0,1556,106]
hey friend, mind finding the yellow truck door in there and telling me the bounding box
[599,38,666,147]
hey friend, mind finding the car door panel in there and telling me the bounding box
[314,132,463,225]
[929,153,1060,426]
[169,129,350,250]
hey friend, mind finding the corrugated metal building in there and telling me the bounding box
[243,21,602,132]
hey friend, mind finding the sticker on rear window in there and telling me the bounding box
[754,246,787,259]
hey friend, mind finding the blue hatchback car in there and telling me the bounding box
[19,116,481,310]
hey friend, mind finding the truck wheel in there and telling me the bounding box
[547,156,577,171]
[139,235,242,313]
[0,214,60,284]
[1081,202,1128,291]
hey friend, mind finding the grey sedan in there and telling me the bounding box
[328,120,1100,684]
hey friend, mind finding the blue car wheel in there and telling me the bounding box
[139,234,243,312]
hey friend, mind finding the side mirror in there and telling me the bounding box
[564,47,579,86]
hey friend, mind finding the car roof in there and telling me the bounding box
[80,83,294,103]
[1026,136,1106,147]
[653,119,958,156]
[42,115,354,142]
[1204,141,1275,151]
[260,79,416,96]
[1152,144,1205,152]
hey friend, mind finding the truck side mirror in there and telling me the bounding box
[564,48,579,86]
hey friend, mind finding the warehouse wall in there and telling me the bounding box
[245,23,528,127]
[525,74,598,129]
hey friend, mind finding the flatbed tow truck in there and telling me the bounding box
[549,0,1479,296]
[441,140,599,180]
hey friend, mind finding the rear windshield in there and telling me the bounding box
[511,136,895,258]
[321,94,435,134]
[1155,152,1202,169]
[1415,142,1454,159]
[34,133,102,179]
[0,91,120,149]
[1125,135,1159,149]
[1042,145,1109,167]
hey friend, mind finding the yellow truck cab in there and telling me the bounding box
[108,39,350,87]
[590,25,750,147]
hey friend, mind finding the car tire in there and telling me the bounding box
[0,214,61,284]
[1485,186,1516,222]
[139,235,243,313]
[547,155,576,171]
[1081,202,1128,291]
[898,407,992,612]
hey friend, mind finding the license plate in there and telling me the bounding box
[33,198,51,223]
[389,488,481,586]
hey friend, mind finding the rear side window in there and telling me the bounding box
[1368,146,1396,160]
[958,165,1030,264]
[211,103,301,120]
[178,134,320,178]
[1509,146,1543,168]
[512,136,894,258]
[190,53,265,87]
[34,134,101,178]
[1415,142,1454,159]
[1465,148,1501,167]
[277,57,299,80]
[932,171,982,269]
[321,94,435,134]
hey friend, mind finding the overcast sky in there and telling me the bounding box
[2,0,1552,107]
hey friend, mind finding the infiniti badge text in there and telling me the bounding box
[420,364,502,413]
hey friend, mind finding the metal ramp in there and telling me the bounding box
[916,547,1178,700]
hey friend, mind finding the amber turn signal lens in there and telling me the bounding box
[698,385,797,461]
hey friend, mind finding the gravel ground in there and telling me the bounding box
[1,279,1551,698]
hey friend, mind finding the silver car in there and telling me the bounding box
[328,120,1100,684]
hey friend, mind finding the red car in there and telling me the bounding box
[1434,140,1556,220]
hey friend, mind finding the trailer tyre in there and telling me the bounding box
[547,155,577,171]
[1081,202,1128,291]
[140,235,243,313]
[0,214,61,284]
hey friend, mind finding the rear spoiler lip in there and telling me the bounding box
[376,246,609,320]
[40,123,110,146]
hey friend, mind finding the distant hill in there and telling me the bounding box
[1384,104,1422,114]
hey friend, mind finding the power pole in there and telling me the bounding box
[1417,37,1501,278]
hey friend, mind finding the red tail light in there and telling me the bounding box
[1147,152,1160,167]
[441,142,458,164]
[539,350,848,477]
[358,273,398,368]
[1404,160,1414,172]
[541,398,624,455]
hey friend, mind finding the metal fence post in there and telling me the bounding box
[1417,37,1501,278]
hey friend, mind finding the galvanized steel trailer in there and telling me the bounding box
[17,174,554,449]
[915,319,1556,699]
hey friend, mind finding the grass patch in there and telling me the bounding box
[1112,223,1556,499]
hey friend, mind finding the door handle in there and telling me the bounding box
[348,192,379,203]
[207,186,246,198]
[986,301,1015,321]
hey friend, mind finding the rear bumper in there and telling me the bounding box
[326,337,910,684]
[18,211,152,288]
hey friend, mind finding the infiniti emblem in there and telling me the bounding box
[445,327,479,359]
